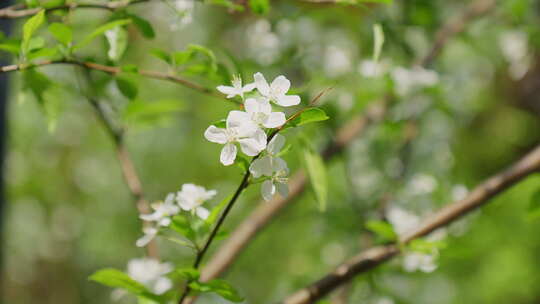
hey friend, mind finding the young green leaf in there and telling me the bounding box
[170,215,197,241]
[150,49,172,65]
[249,0,270,14]
[189,279,243,302]
[73,19,131,51]
[304,149,328,211]
[287,108,329,128]
[128,14,156,39]
[48,23,73,45]
[115,76,138,100]
[21,10,46,57]
[171,267,200,281]
[408,238,447,254]
[89,269,162,302]
[365,220,397,242]
[205,194,233,227]
[372,23,384,63]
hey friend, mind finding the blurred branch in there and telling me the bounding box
[417,0,496,67]
[76,68,160,259]
[0,0,151,18]
[0,59,223,99]
[190,0,497,295]
[282,143,540,304]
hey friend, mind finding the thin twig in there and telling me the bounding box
[0,60,222,99]
[282,143,540,304]
[0,0,151,18]
[76,67,159,259]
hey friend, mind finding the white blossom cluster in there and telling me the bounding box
[206,73,301,201]
[387,206,446,273]
[136,183,217,247]
[112,258,173,300]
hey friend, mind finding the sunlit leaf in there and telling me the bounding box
[287,108,329,128]
[189,279,243,302]
[73,19,131,51]
[115,76,138,100]
[48,22,72,45]
[128,14,155,39]
[21,10,45,57]
[366,220,397,242]
[372,23,384,62]
[89,269,161,301]
[249,0,270,14]
[304,149,328,211]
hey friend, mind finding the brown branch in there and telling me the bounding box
[0,0,151,18]
[417,0,496,67]
[282,143,540,304]
[0,60,221,99]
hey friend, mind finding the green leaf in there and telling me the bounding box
[304,149,328,211]
[173,50,194,66]
[528,189,540,220]
[372,23,384,63]
[22,69,53,105]
[287,108,329,128]
[207,0,245,11]
[189,279,243,302]
[122,64,139,73]
[89,269,146,294]
[0,39,21,54]
[211,119,226,129]
[184,44,218,74]
[21,10,46,57]
[249,0,270,14]
[105,26,128,61]
[27,47,58,61]
[73,19,131,51]
[365,220,397,242]
[128,14,155,39]
[170,215,197,241]
[171,267,200,281]
[48,22,72,45]
[115,76,138,100]
[205,194,233,227]
[150,49,172,65]
[408,238,447,254]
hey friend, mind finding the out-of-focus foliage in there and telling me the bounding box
[2,0,540,303]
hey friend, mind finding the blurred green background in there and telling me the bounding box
[2,0,540,303]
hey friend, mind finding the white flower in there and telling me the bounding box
[126,258,173,294]
[135,226,158,248]
[391,66,438,96]
[244,98,286,129]
[254,72,301,107]
[402,251,438,273]
[140,193,180,227]
[204,111,267,166]
[386,206,446,273]
[249,134,286,178]
[177,184,216,220]
[261,158,289,201]
[250,136,289,202]
[217,75,256,99]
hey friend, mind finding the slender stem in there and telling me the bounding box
[75,67,159,259]
[0,0,152,18]
[0,60,224,100]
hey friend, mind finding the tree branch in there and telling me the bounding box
[0,60,222,99]
[0,0,151,19]
[282,143,540,304]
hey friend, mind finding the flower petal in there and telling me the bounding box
[195,207,210,220]
[216,85,239,98]
[153,277,173,295]
[242,82,256,92]
[204,126,228,144]
[261,180,275,201]
[249,155,273,178]
[254,72,270,96]
[263,112,286,129]
[238,137,263,156]
[273,156,289,174]
[220,143,237,166]
[276,94,301,107]
[244,98,259,114]
[267,134,286,154]
[270,75,291,96]
[226,110,252,129]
